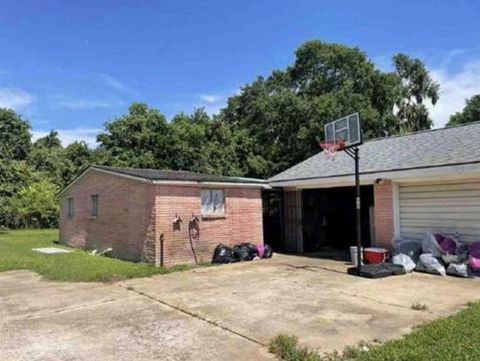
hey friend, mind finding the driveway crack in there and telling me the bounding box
[119,284,266,347]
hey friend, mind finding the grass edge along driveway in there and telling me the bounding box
[270,301,480,361]
[0,229,197,282]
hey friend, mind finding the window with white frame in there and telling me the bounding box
[90,194,99,217]
[67,198,74,218]
[201,189,225,216]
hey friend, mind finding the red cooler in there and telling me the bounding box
[363,247,388,264]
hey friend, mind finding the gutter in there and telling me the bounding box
[269,159,480,185]
[58,166,270,197]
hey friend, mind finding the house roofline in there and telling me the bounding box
[269,160,480,187]
[58,166,269,197]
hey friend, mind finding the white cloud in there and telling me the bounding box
[55,99,113,110]
[99,73,138,95]
[427,61,480,128]
[0,88,33,110]
[32,128,101,147]
[198,94,222,104]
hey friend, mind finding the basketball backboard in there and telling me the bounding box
[324,112,362,149]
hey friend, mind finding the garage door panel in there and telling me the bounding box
[400,182,480,193]
[401,226,480,237]
[401,219,480,229]
[400,198,480,207]
[399,181,480,242]
[400,212,480,220]
[400,190,480,199]
[400,206,480,214]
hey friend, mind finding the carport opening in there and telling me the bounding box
[302,185,374,258]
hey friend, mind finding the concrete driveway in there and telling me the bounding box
[1,254,479,360]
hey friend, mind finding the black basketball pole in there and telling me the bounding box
[345,146,362,273]
[354,146,362,272]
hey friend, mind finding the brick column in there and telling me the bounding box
[373,180,395,249]
[283,190,303,253]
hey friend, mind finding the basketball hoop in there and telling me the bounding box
[320,138,346,159]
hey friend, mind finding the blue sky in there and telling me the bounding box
[1,0,479,146]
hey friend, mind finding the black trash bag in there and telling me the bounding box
[233,244,252,261]
[263,244,273,258]
[212,244,236,264]
[241,242,259,259]
[393,241,422,264]
[347,263,406,279]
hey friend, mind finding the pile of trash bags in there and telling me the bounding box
[212,242,272,264]
[392,232,480,278]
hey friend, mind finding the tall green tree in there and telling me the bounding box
[220,40,401,177]
[169,109,211,172]
[168,108,243,176]
[9,178,59,228]
[97,102,171,169]
[27,130,66,187]
[0,108,31,160]
[392,53,440,132]
[447,94,480,126]
[62,141,93,184]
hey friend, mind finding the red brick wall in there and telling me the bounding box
[150,185,264,266]
[373,180,395,249]
[59,170,156,261]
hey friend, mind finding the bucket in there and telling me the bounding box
[350,246,363,266]
[363,247,388,264]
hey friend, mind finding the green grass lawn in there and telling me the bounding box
[0,229,194,282]
[270,302,480,361]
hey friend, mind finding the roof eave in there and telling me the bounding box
[269,161,480,189]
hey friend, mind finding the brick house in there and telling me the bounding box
[58,165,266,266]
[268,122,480,253]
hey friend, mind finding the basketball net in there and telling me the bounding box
[320,138,346,160]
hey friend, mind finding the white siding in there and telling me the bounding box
[399,180,480,243]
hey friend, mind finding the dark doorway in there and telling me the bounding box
[302,186,374,252]
[262,189,284,251]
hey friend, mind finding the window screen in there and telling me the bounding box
[67,198,74,218]
[90,195,98,217]
[201,189,225,216]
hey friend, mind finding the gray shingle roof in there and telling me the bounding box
[269,121,480,183]
[93,165,266,184]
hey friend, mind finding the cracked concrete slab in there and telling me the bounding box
[0,271,272,361]
[123,254,480,354]
[1,254,479,360]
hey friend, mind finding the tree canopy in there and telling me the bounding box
[219,41,439,177]
[0,40,446,229]
[447,94,480,126]
[392,53,440,132]
[0,108,31,160]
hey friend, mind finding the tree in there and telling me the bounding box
[27,130,66,187]
[61,141,93,184]
[220,40,401,177]
[447,95,480,126]
[169,109,211,173]
[392,53,440,132]
[97,102,172,169]
[33,130,62,148]
[0,108,31,160]
[9,178,59,228]
[169,108,243,176]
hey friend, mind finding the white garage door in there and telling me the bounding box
[399,181,480,243]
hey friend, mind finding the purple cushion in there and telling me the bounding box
[256,244,265,258]
[435,234,457,254]
[470,242,480,258]
[469,256,480,270]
